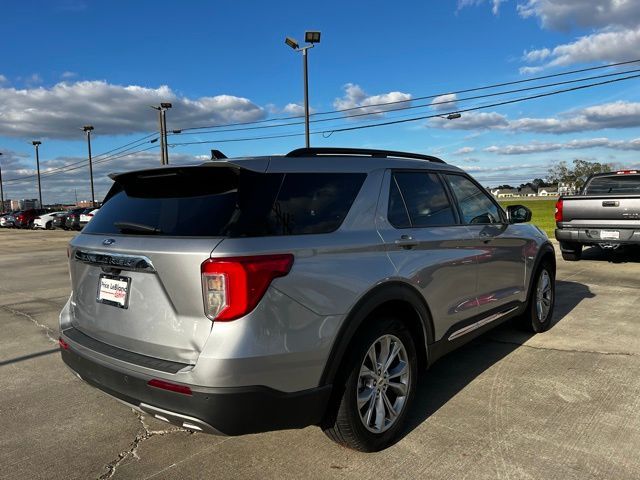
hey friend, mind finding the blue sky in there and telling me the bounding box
[1,0,640,203]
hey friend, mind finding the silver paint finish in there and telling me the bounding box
[63,153,552,395]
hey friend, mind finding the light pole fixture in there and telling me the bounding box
[0,152,4,213]
[83,125,96,208]
[438,113,462,120]
[32,141,43,208]
[151,103,172,165]
[285,30,321,148]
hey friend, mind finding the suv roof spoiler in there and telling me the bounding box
[285,147,446,164]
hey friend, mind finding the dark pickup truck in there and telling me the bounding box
[555,170,640,260]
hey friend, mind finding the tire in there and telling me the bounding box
[322,317,417,452]
[560,242,582,261]
[520,261,555,333]
[46,221,52,230]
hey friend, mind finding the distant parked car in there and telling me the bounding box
[64,208,87,231]
[79,208,99,229]
[52,212,70,230]
[34,211,66,230]
[0,211,19,228]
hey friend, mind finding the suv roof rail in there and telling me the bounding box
[285,147,446,164]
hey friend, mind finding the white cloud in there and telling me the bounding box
[0,80,265,139]
[1,149,201,204]
[25,73,42,86]
[454,146,475,155]
[61,71,77,79]
[521,25,640,71]
[430,101,640,133]
[457,0,506,15]
[0,74,7,85]
[333,83,411,118]
[431,93,458,111]
[517,0,640,30]
[484,137,640,154]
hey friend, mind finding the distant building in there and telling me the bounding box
[1,199,11,212]
[76,200,96,208]
[537,186,558,196]
[20,199,41,210]
[491,187,537,198]
[10,199,21,210]
[558,182,577,195]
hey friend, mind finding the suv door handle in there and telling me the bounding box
[394,235,418,249]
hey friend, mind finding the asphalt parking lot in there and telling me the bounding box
[1,229,638,480]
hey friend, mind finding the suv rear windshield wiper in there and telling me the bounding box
[113,221,163,234]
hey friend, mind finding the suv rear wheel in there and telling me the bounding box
[323,317,417,452]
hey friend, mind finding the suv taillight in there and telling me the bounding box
[201,254,294,321]
[555,199,563,222]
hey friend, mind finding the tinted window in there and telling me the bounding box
[584,174,640,195]
[387,177,411,228]
[268,173,365,235]
[446,174,502,224]
[389,172,455,227]
[84,167,365,237]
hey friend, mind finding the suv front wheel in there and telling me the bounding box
[323,317,417,452]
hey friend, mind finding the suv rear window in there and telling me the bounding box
[583,174,640,195]
[84,167,366,237]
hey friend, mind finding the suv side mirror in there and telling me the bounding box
[506,205,532,223]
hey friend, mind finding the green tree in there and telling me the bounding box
[547,159,616,189]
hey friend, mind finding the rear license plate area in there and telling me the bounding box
[600,230,620,240]
[97,274,131,309]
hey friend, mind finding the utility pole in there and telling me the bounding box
[151,103,172,165]
[0,152,4,213]
[83,125,96,208]
[285,31,321,148]
[32,141,42,208]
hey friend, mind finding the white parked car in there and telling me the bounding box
[33,211,65,230]
[79,208,99,229]
[0,213,17,228]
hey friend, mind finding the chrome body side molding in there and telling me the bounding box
[448,306,520,341]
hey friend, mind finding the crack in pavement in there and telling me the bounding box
[487,338,637,357]
[1,304,57,344]
[98,411,191,479]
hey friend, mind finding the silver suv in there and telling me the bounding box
[59,147,556,452]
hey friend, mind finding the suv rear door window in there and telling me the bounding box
[445,174,502,224]
[84,167,365,237]
[388,172,455,227]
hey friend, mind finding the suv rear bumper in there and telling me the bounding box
[60,342,332,436]
[555,228,640,245]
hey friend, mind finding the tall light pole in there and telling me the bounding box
[32,141,42,208]
[83,125,95,208]
[151,103,172,165]
[0,152,4,213]
[285,31,321,148]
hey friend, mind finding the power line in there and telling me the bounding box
[167,72,640,147]
[177,58,640,132]
[3,145,159,185]
[5,59,640,186]
[168,67,640,136]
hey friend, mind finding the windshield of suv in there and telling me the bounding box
[583,174,640,195]
[84,166,366,237]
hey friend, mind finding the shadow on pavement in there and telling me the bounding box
[0,348,59,367]
[580,245,640,264]
[401,279,594,439]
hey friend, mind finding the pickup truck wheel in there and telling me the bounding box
[520,261,555,333]
[560,242,582,261]
[322,317,417,452]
